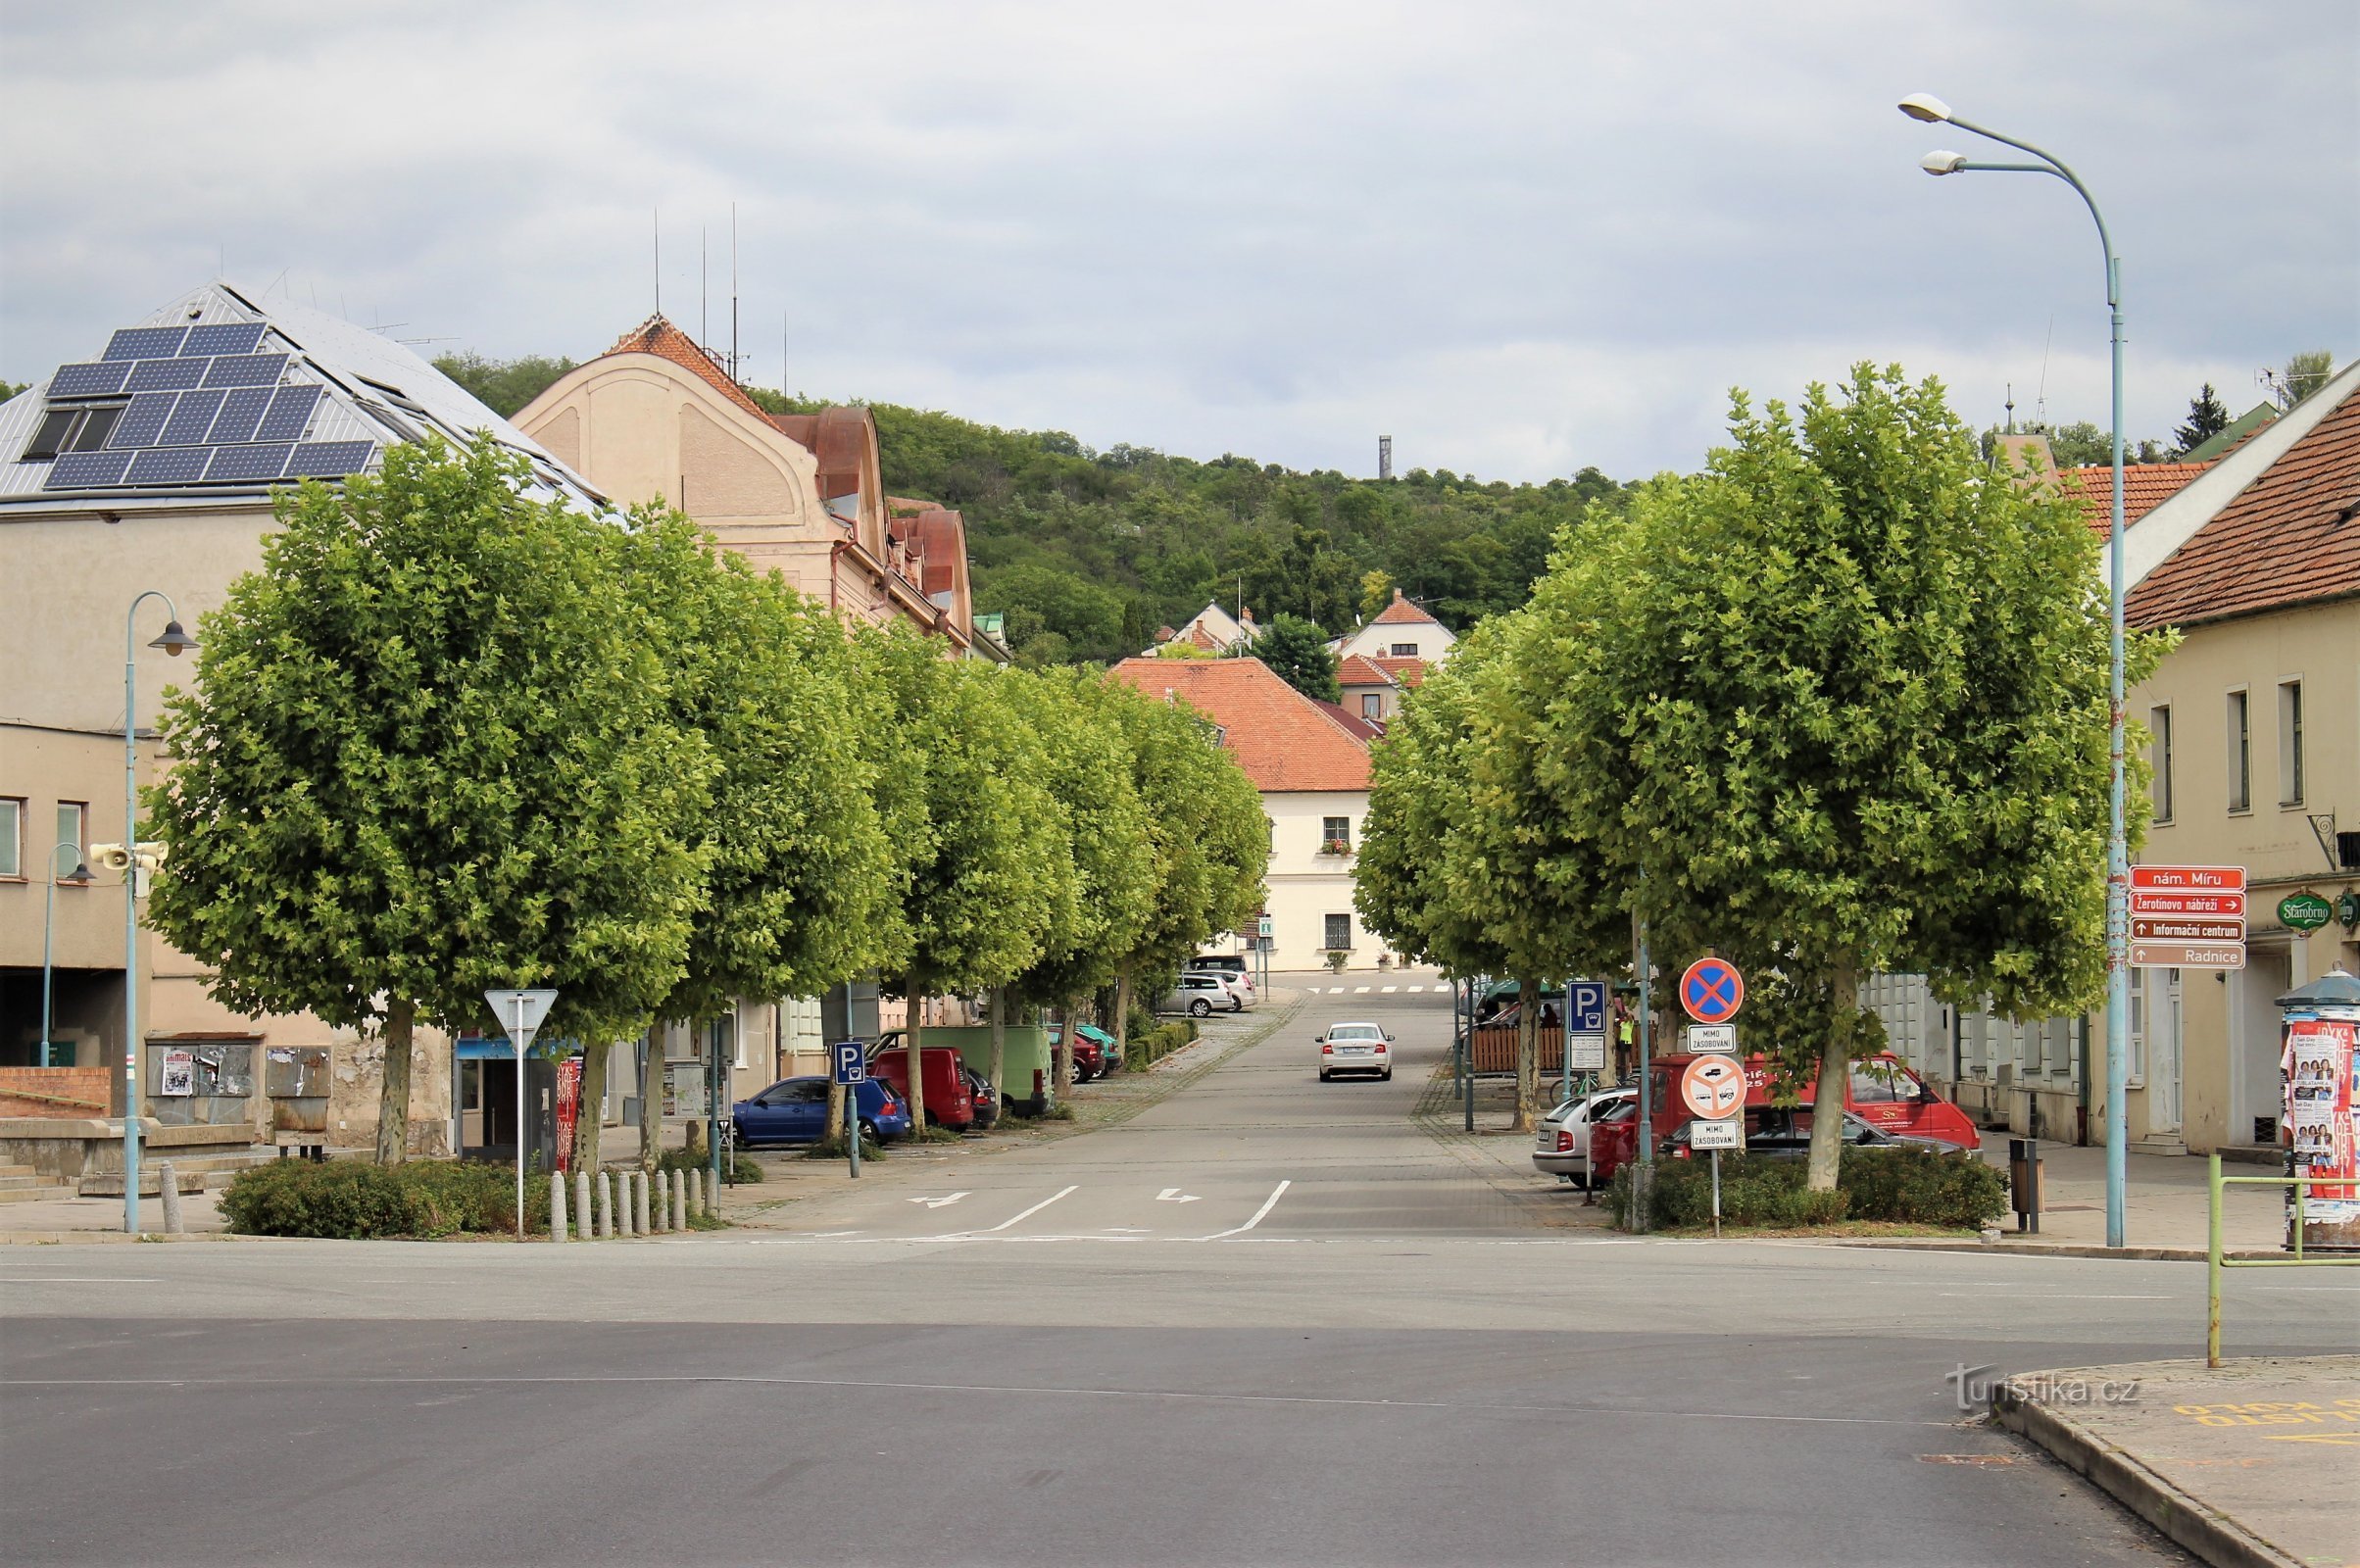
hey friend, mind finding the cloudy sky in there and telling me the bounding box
[3,2,2353,481]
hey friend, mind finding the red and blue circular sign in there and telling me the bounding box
[1679,956,1745,1024]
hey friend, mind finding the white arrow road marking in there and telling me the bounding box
[963,1185,1078,1234]
[909,1192,969,1209]
[1155,1188,1203,1203]
[1195,1180,1291,1241]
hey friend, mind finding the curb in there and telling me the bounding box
[1991,1380,2300,1568]
[1822,1237,2285,1263]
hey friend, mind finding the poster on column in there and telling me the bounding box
[2283,1016,2360,1250]
[554,1056,583,1173]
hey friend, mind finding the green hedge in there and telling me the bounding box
[220,1158,551,1239]
[1124,1020,1196,1070]
[658,1147,762,1183]
[1607,1146,2005,1232]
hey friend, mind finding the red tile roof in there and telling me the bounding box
[2058,462,2216,538]
[1335,654,1394,688]
[1108,658,1372,792]
[2129,383,2360,629]
[1370,588,1442,626]
[602,314,772,421]
[1370,655,1428,690]
[1315,700,1387,741]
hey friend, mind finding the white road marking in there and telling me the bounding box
[1328,987,1345,994]
[965,1185,1078,1235]
[1353,985,1370,993]
[1196,1180,1291,1241]
[0,1277,163,1284]
[1381,985,1398,993]
[1407,985,1425,993]
[1155,1189,1203,1203]
[1937,1293,2169,1300]
[909,1193,969,1209]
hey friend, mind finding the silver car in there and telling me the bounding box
[1158,973,1238,1017]
[1534,1089,1633,1187]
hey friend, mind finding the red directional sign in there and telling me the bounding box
[2131,917,2247,943]
[1679,957,1745,1024]
[2129,865,2244,891]
[2129,865,2246,969]
[2127,891,2244,917]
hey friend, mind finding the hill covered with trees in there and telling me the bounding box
[437,351,1632,666]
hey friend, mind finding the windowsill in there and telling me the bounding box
[0,875,25,885]
[2278,802,2306,812]
[2150,817,2172,828]
[2227,807,2253,817]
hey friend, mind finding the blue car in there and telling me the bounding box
[732,1076,911,1147]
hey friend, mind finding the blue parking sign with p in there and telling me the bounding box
[832,1042,866,1085]
[1570,982,1607,1035]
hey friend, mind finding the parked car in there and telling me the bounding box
[1661,1104,1955,1162]
[1318,1021,1392,1081]
[1186,955,1255,1002]
[733,1075,911,1147]
[863,1036,978,1130]
[963,1066,1001,1131]
[1048,1021,1118,1082]
[1159,973,1239,1017]
[1532,1088,1635,1187]
[1194,970,1252,1010]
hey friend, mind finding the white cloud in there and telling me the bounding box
[3,0,2352,478]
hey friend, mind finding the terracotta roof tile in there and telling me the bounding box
[1335,654,1394,688]
[1370,655,1428,689]
[1315,699,1387,741]
[2128,384,2360,628]
[2057,462,2216,538]
[1109,658,1371,792]
[602,314,771,422]
[1370,587,1443,626]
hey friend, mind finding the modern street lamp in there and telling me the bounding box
[1900,92,2132,1249]
[41,844,94,1067]
[121,592,197,1233]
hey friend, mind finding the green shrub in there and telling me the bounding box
[656,1147,762,1183]
[220,1158,551,1239]
[1606,1146,2002,1232]
[1124,1020,1197,1070]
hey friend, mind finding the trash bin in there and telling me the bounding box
[2008,1137,2042,1235]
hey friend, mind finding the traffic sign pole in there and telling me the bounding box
[833,1042,866,1178]
[483,988,559,1240]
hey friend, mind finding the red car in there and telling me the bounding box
[864,1037,977,1130]
[1589,1052,1979,1185]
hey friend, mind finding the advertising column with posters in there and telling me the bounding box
[554,1056,584,1174]
[2281,972,2360,1252]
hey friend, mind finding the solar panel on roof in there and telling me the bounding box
[45,451,134,489]
[48,362,133,398]
[159,390,228,446]
[202,353,288,388]
[207,387,274,444]
[180,322,267,357]
[203,443,295,483]
[104,327,190,362]
[126,447,216,485]
[254,385,322,442]
[107,392,179,449]
[285,440,374,478]
[125,357,212,393]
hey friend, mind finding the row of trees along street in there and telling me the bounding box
[142,436,1269,1171]
[1355,366,2165,1188]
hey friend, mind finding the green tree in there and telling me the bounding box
[2173,383,2232,456]
[2273,349,2335,410]
[0,379,28,403]
[431,353,578,419]
[1527,366,2146,1188]
[145,437,714,1164]
[604,512,899,1174]
[1251,613,1342,704]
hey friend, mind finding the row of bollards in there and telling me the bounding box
[548,1166,713,1242]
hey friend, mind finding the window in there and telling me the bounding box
[55,802,87,871]
[1321,815,1352,853]
[21,404,123,461]
[1361,693,1382,719]
[2148,705,2173,823]
[1389,642,1417,658]
[0,798,21,878]
[1323,912,1353,951]
[2278,680,2304,807]
[2226,690,2250,812]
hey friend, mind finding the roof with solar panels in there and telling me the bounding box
[0,281,602,511]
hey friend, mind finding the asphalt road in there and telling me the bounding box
[6,978,2355,1567]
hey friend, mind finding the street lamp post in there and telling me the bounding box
[1901,92,2131,1249]
[121,592,197,1234]
[41,844,94,1066]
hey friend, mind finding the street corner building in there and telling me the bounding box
[0,281,601,1191]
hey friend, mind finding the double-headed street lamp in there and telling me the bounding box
[41,844,94,1067]
[121,592,196,1234]
[1900,92,2132,1250]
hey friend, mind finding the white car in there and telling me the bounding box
[1533,1089,1634,1187]
[1318,1021,1392,1082]
[1185,969,1253,1010]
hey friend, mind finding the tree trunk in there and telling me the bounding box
[1512,975,1540,1133]
[1805,960,1859,1193]
[639,1027,663,1171]
[988,986,1007,1096]
[1113,972,1133,1059]
[571,1039,608,1179]
[1051,999,1071,1099]
[905,974,927,1130]
[374,998,416,1165]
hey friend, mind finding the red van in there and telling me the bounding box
[1589,1052,1979,1184]
[865,1035,976,1130]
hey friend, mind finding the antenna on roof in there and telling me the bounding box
[2004,383,2015,435]
[2035,314,2053,427]
[729,203,740,385]
[700,226,709,352]
[653,210,661,314]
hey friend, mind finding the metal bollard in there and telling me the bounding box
[633,1169,651,1236]
[671,1171,688,1231]
[2008,1137,2043,1235]
[157,1161,183,1236]
[551,1171,568,1242]
[574,1170,593,1242]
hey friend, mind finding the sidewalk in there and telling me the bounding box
[1993,1356,2360,1568]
